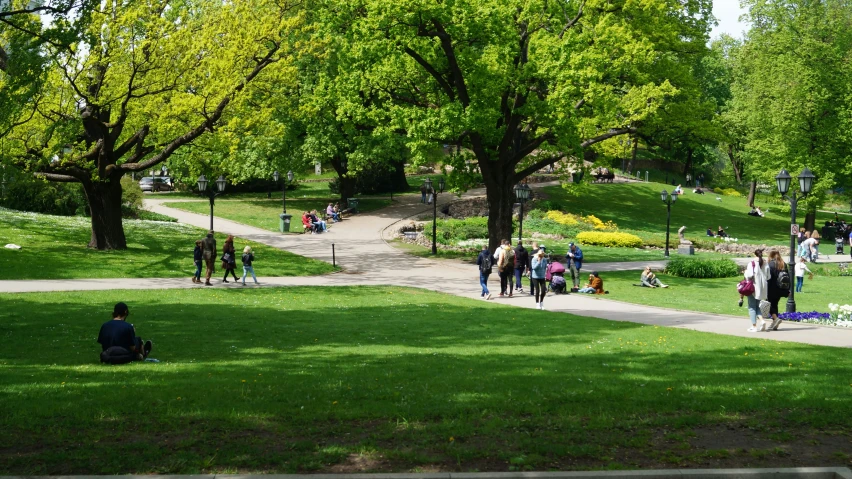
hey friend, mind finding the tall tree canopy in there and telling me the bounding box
[2,0,302,249]
[731,0,852,225]
[314,0,713,248]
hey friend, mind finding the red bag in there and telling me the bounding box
[737,261,755,296]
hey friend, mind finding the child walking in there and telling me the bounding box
[192,240,203,283]
[794,256,812,293]
[241,246,259,285]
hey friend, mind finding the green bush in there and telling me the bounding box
[523,218,582,238]
[433,217,489,244]
[136,210,177,222]
[576,231,643,248]
[533,200,563,212]
[665,257,740,278]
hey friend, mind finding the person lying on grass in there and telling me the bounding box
[98,302,152,364]
[640,266,669,288]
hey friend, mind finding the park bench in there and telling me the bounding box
[593,172,615,183]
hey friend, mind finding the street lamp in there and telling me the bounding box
[273,170,294,213]
[197,174,227,231]
[514,183,532,243]
[661,189,678,258]
[424,176,445,255]
[776,167,815,313]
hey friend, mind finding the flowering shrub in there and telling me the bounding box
[828,303,852,328]
[712,187,742,197]
[576,231,642,248]
[545,211,579,226]
[778,306,852,328]
[778,311,831,322]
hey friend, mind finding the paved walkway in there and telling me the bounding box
[1,186,850,348]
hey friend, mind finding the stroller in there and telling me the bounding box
[836,235,845,255]
[546,261,567,294]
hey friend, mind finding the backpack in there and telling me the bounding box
[100,346,135,364]
[480,253,492,273]
[505,247,515,267]
[777,267,791,290]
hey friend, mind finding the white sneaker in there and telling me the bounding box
[747,327,758,332]
[535,302,539,308]
[486,293,492,301]
[538,303,544,310]
[757,319,767,332]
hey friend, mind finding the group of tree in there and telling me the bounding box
[3,0,849,250]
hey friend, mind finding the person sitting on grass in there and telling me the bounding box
[640,266,668,288]
[98,302,152,364]
[578,272,606,294]
[706,228,715,237]
[748,207,761,217]
[717,226,728,238]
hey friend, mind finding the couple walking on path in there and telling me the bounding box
[192,231,259,286]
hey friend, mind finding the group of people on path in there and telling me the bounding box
[740,248,796,332]
[475,240,606,310]
[192,231,259,286]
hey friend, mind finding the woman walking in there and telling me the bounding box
[221,235,239,283]
[241,246,259,285]
[192,240,203,283]
[743,249,770,332]
[530,249,548,310]
[766,250,790,331]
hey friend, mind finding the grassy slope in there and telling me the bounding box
[0,287,850,474]
[541,182,845,253]
[167,198,391,233]
[600,264,852,316]
[0,209,335,280]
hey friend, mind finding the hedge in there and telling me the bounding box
[665,257,740,278]
[576,231,643,248]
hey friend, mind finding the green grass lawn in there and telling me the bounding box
[600,263,852,316]
[541,182,846,251]
[0,209,336,280]
[1,287,850,474]
[167,198,391,233]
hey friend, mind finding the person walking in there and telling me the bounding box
[476,244,493,300]
[201,230,217,286]
[743,249,770,332]
[221,235,239,283]
[496,240,514,297]
[192,240,203,283]
[530,249,548,309]
[765,249,790,331]
[514,241,528,294]
[566,242,583,290]
[241,246,259,285]
[527,241,540,296]
[420,183,427,203]
[794,256,811,293]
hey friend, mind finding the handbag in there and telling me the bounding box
[221,253,232,262]
[737,278,755,296]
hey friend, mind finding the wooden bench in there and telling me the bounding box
[593,172,615,183]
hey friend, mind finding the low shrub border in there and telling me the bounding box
[576,231,643,248]
[665,257,740,278]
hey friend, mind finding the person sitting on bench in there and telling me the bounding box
[326,203,341,222]
[98,302,152,364]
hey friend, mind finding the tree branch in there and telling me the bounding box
[513,153,565,182]
[559,1,585,40]
[35,172,80,183]
[403,47,455,101]
[580,127,634,148]
[431,19,471,107]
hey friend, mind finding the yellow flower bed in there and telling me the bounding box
[545,211,579,225]
[576,231,643,248]
[712,187,742,197]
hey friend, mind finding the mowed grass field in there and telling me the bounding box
[0,209,335,279]
[1,286,850,474]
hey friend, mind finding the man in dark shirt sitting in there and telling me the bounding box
[98,302,152,363]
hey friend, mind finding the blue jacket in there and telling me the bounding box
[566,246,583,269]
[193,246,202,262]
[530,256,548,279]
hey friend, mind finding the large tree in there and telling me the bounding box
[2,0,301,249]
[732,0,852,228]
[316,0,712,249]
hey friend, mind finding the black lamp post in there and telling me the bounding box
[273,170,294,213]
[776,167,815,313]
[424,177,445,254]
[514,183,532,243]
[197,174,227,231]
[661,189,678,258]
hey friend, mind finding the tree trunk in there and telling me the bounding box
[804,208,816,234]
[727,145,742,184]
[684,148,693,183]
[480,158,515,251]
[82,178,127,250]
[339,176,357,205]
[746,180,757,207]
[627,137,638,174]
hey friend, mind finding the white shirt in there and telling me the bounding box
[802,238,817,250]
[794,262,811,278]
[744,259,770,301]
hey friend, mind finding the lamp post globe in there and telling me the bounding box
[197,174,208,192]
[798,167,815,195]
[775,169,792,196]
[273,170,280,183]
[438,177,445,193]
[216,175,227,193]
[660,189,668,202]
[287,170,294,183]
[672,192,678,203]
[423,177,432,192]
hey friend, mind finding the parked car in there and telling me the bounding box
[139,177,173,192]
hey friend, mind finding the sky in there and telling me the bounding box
[711,0,750,39]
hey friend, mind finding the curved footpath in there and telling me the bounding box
[1,189,850,348]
